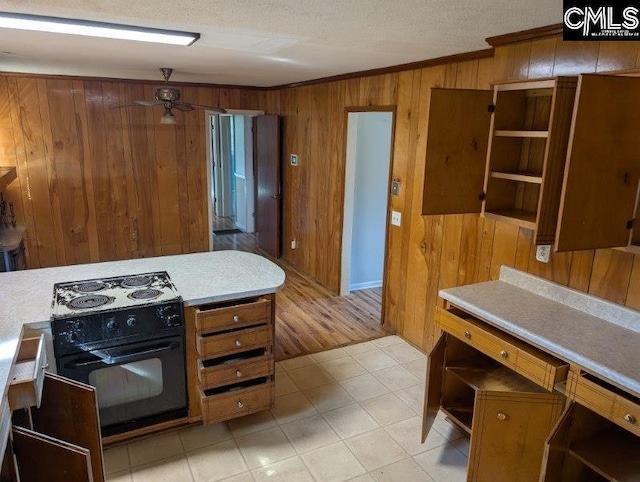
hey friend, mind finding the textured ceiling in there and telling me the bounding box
[0,0,560,87]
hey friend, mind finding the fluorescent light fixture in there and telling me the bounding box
[0,12,200,46]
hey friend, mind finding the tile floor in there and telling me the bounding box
[104,336,469,482]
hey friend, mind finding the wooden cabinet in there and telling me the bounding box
[9,373,105,482]
[423,307,567,481]
[8,335,47,411]
[186,294,275,425]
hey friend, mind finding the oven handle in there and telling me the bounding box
[64,342,180,368]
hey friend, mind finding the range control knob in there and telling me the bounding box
[67,332,78,343]
[106,319,119,331]
[73,320,84,330]
[126,316,137,327]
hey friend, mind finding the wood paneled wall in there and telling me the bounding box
[0,76,260,267]
[276,37,640,352]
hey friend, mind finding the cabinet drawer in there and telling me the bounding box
[8,335,48,411]
[198,353,273,390]
[436,307,568,391]
[196,297,271,334]
[199,380,274,425]
[567,371,639,436]
[197,325,272,358]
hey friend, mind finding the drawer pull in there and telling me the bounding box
[464,331,471,339]
[235,340,242,347]
[236,370,242,378]
[624,414,637,425]
[237,401,244,409]
[500,350,509,359]
[233,315,240,323]
[497,412,507,421]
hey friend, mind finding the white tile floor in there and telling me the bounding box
[104,335,468,482]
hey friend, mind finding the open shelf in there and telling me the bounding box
[569,427,640,481]
[490,171,543,184]
[441,406,472,435]
[494,130,549,138]
[446,366,545,393]
[483,209,537,229]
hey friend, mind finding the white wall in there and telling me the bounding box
[342,112,393,293]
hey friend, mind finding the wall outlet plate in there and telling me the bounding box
[290,154,299,166]
[536,245,551,263]
[391,211,402,227]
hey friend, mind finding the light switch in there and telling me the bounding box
[290,154,299,166]
[391,211,402,227]
[391,180,401,196]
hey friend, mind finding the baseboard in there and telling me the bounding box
[349,280,382,291]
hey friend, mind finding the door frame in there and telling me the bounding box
[206,109,264,251]
[339,106,397,326]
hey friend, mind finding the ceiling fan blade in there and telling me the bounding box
[182,102,227,113]
[110,100,162,109]
[172,103,194,112]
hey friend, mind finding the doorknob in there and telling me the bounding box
[271,194,280,199]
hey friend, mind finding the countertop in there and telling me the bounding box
[439,266,640,398]
[0,250,285,427]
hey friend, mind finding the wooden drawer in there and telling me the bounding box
[199,380,274,425]
[198,353,273,390]
[197,325,272,358]
[436,307,568,391]
[567,371,639,436]
[8,335,48,411]
[196,297,271,334]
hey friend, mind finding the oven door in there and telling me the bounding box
[57,335,186,434]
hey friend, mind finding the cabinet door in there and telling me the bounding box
[422,88,492,215]
[29,373,104,482]
[12,427,92,482]
[468,390,565,482]
[556,75,640,251]
[422,334,445,442]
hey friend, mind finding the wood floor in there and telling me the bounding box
[211,227,390,360]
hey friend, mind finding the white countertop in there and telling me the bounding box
[0,250,285,417]
[439,266,640,398]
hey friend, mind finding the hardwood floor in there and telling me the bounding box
[211,231,390,360]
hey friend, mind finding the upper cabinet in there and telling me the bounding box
[422,74,640,252]
[555,75,640,252]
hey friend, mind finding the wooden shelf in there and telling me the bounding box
[446,366,543,393]
[440,406,472,436]
[490,171,543,184]
[483,209,537,230]
[569,428,640,481]
[0,167,17,192]
[494,130,549,138]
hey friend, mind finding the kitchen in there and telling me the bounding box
[0,1,639,481]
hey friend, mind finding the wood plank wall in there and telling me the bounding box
[0,76,260,267]
[276,37,640,352]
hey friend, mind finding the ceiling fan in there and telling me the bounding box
[113,67,226,124]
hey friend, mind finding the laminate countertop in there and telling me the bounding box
[0,250,285,449]
[439,266,640,398]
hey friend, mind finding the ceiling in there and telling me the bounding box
[0,0,560,87]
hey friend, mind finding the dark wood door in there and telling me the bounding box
[255,115,281,258]
[12,427,92,482]
[30,373,104,482]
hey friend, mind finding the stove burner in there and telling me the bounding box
[121,276,152,288]
[74,281,107,293]
[128,288,162,300]
[67,294,113,310]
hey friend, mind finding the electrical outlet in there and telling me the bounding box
[290,154,299,166]
[536,245,551,263]
[290,239,297,249]
[391,211,402,227]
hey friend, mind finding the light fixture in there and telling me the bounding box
[160,107,176,125]
[0,12,200,46]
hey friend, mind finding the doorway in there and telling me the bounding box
[341,111,394,298]
[209,113,256,236]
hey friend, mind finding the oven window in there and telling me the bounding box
[89,358,164,409]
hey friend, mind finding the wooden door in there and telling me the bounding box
[422,88,492,215]
[422,334,446,442]
[468,390,565,482]
[30,373,104,482]
[255,115,281,258]
[555,75,640,251]
[12,427,92,482]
